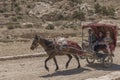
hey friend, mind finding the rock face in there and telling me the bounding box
[29,0,93,21]
[29,2,52,18]
[0,0,120,29]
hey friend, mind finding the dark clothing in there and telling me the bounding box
[94,44,107,52]
[88,34,97,50]
[88,34,97,44]
[97,36,104,42]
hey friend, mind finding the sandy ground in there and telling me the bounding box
[0,36,82,57]
[0,47,119,80]
[0,28,119,80]
[0,41,44,57]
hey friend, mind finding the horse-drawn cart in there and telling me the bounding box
[82,23,118,67]
[30,23,118,71]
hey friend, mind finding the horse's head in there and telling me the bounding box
[30,35,42,50]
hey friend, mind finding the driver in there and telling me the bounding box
[88,29,97,51]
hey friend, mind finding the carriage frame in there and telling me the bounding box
[81,23,118,67]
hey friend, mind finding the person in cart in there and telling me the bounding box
[94,31,106,53]
[94,31,113,56]
[88,29,97,51]
[104,31,114,56]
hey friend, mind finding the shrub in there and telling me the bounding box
[63,25,69,28]
[70,26,78,30]
[46,24,55,30]
[58,14,64,20]
[25,24,33,28]
[0,9,4,13]
[101,6,108,16]
[7,24,14,29]
[70,0,82,4]
[14,24,21,28]
[27,5,31,8]
[11,17,17,22]
[107,6,115,16]
[11,0,17,11]
[94,3,115,17]
[4,14,9,18]
[0,8,7,13]
[21,0,26,4]
[14,3,18,7]
[11,0,16,2]
[15,7,21,14]
[73,11,85,20]
[60,26,65,30]
[94,3,101,14]
[17,15,23,19]
[94,0,97,2]
[7,23,21,29]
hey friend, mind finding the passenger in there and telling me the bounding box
[104,31,114,56]
[96,32,105,45]
[88,29,97,51]
[94,31,106,52]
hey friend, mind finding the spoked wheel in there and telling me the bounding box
[86,55,95,64]
[103,55,113,67]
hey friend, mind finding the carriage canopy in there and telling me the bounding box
[82,23,118,50]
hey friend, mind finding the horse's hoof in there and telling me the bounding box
[46,68,49,72]
[77,65,81,68]
[55,69,58,72]
[65,65,68,69]
[45,66,49,72]
[55,68,59,71]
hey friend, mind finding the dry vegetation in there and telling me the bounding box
[0,0,120,56]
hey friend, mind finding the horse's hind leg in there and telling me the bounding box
[65,54,72,69]
[53,57,59,71]
[45,55,52,71]
[73,55,81,68]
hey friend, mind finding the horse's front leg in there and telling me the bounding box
[53,56,59,71]
[45,55,52,71]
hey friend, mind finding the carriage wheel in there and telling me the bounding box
[86,56,95,64]
[103,55,113,67]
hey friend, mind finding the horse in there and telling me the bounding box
[30,35,84,71]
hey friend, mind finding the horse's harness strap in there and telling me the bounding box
[45,40,57,51]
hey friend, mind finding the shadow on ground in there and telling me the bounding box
[41,67,91,78]
[86,63,120,71]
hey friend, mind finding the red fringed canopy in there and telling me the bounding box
[82,23,118,51]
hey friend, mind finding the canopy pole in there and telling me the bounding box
[81,25,83,49]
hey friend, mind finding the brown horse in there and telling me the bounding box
[30,35,84,71]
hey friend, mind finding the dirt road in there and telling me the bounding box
[0,47,120,80]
